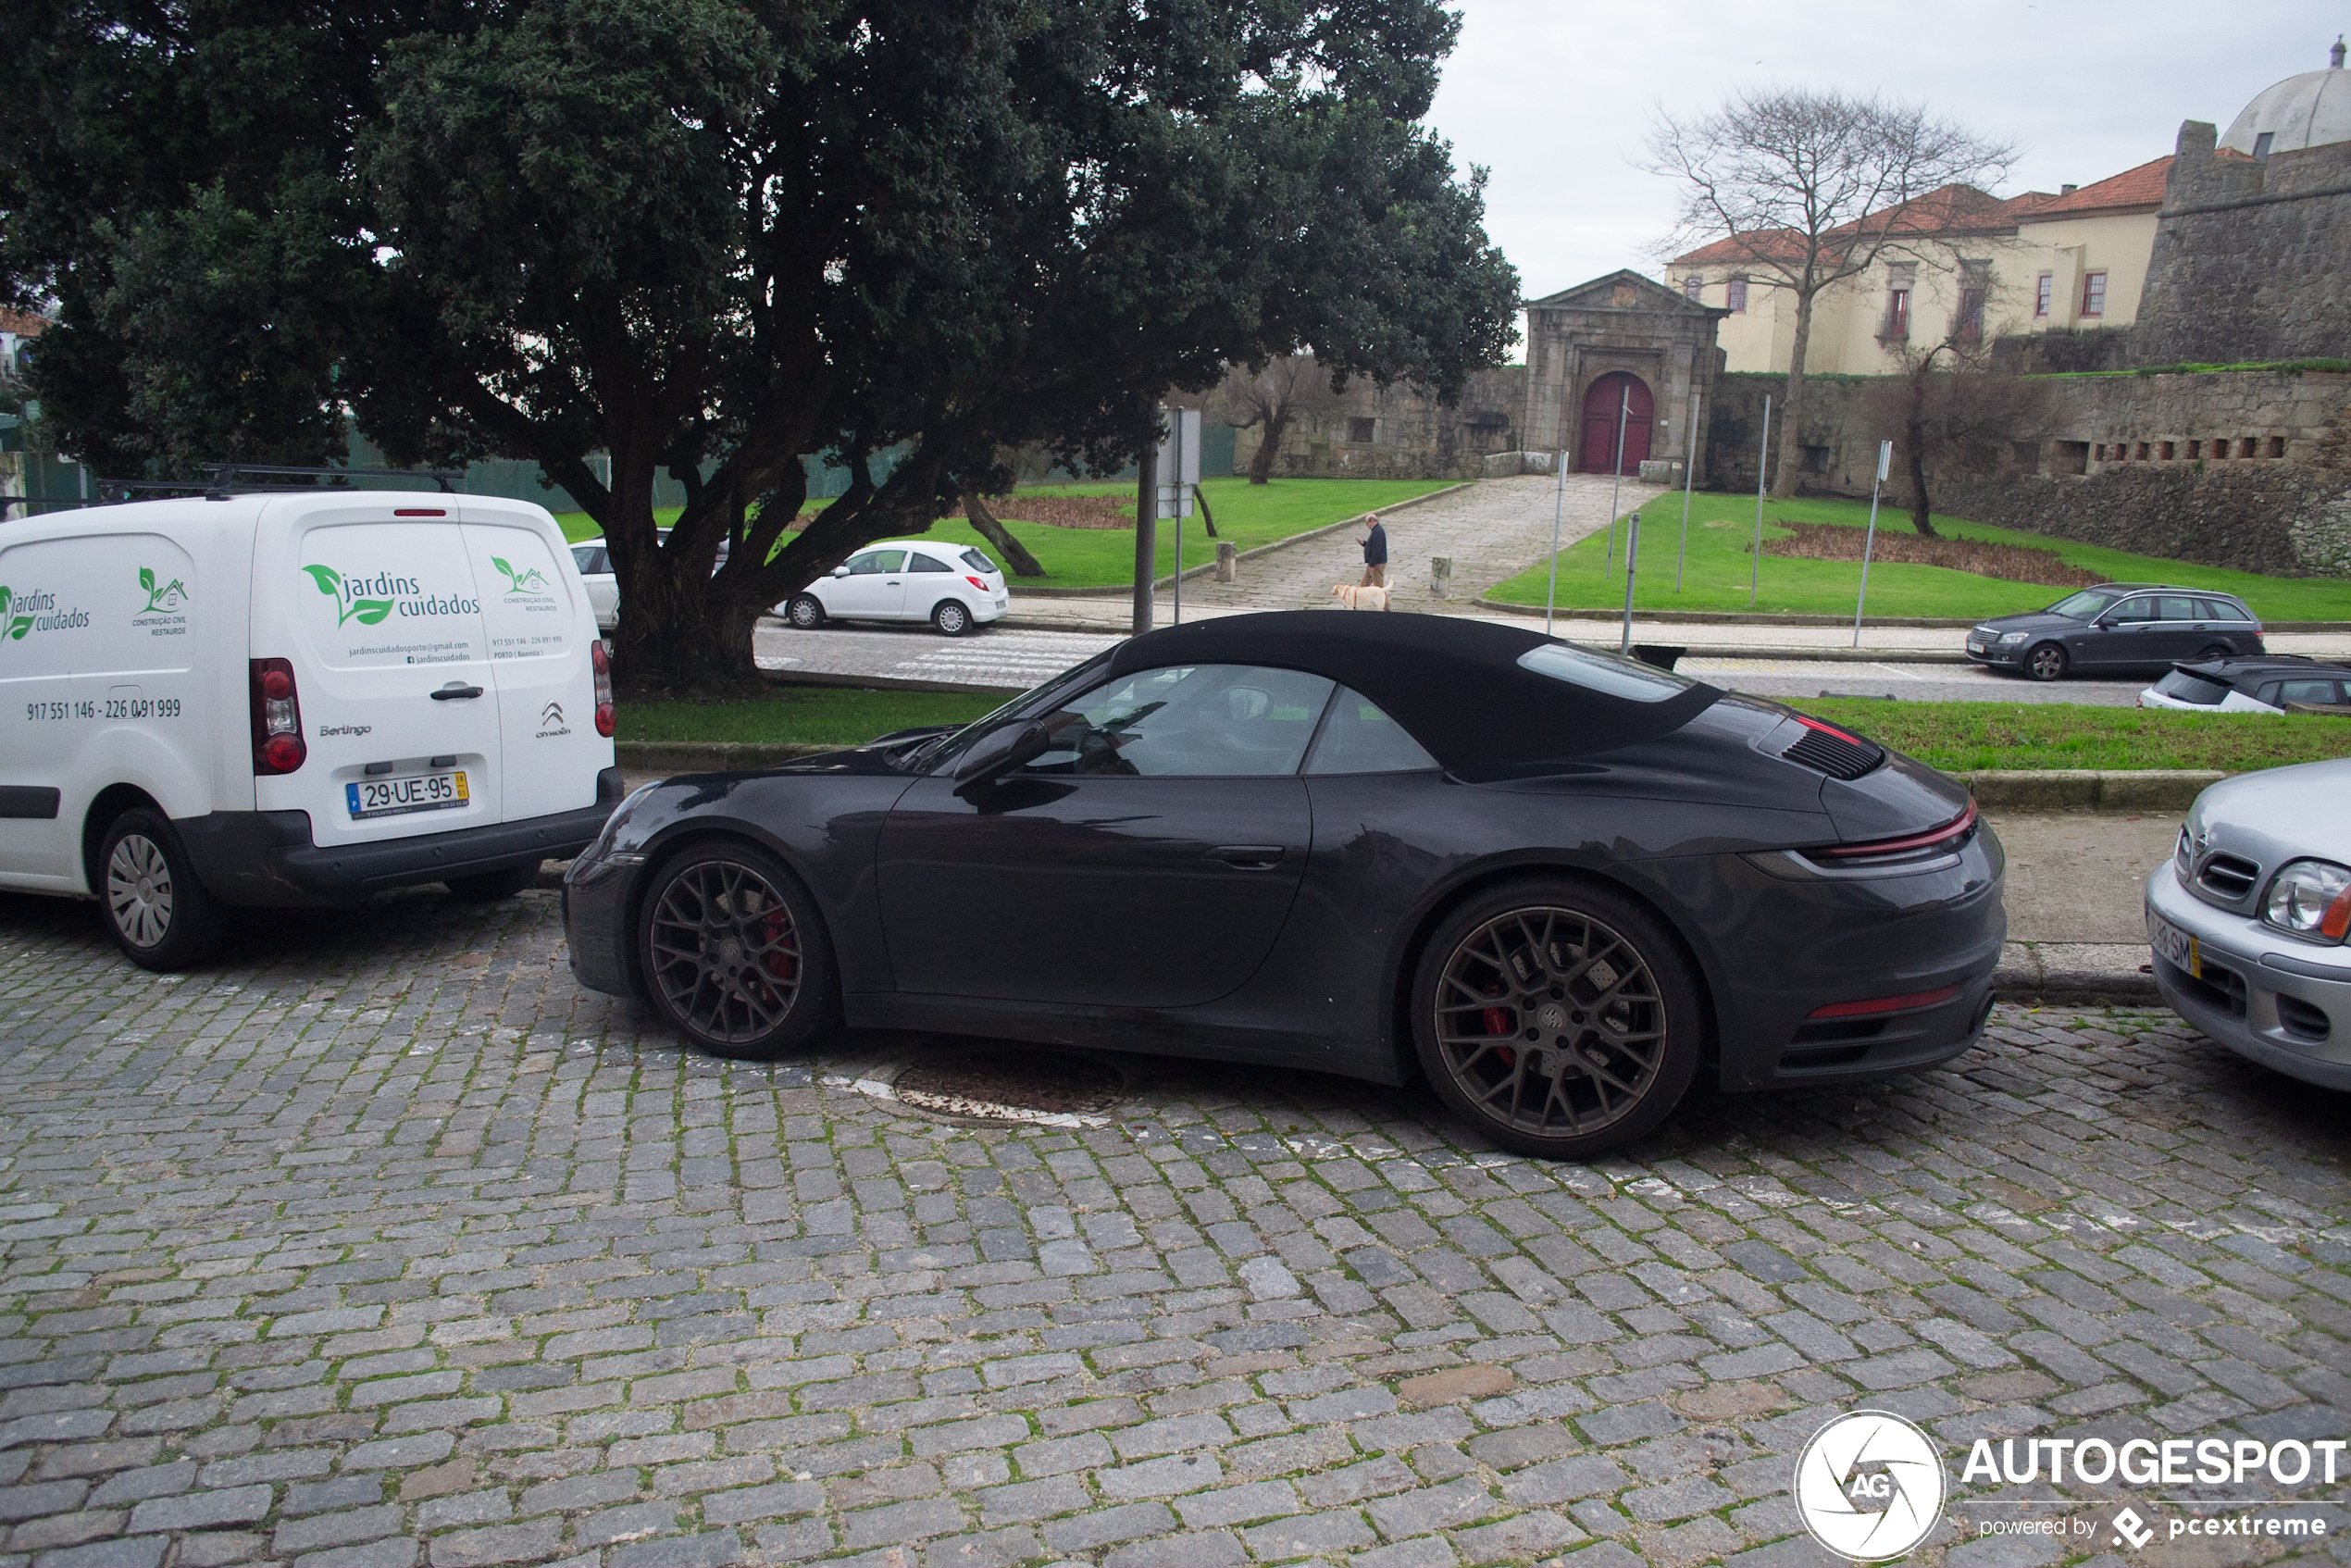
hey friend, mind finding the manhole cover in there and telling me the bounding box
[893,1050,1125,1123]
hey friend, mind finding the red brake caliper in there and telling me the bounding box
[763,908,797,982]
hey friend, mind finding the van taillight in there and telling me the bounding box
[250,658,306,775]
[591,641,616,738]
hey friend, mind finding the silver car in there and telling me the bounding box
[2146,759,2351,1088]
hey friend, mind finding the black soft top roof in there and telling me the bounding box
[1106,612,1723,776]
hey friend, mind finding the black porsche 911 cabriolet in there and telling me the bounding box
[565,613,2006,1157]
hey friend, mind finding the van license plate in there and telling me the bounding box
[2149,914,2199,978]
[346,771,469,820]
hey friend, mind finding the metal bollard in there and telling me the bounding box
[1429,555,1452,600]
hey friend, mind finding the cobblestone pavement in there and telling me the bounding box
[1,887,2347,1568]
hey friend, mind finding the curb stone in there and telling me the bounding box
[1959,769,2222,812]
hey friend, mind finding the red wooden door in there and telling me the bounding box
[1578,373,1654,475]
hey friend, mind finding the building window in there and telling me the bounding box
[1726,276,1748,314]
[2135,442,2150,461]
[1682,274,1704,301]
[2238,436,2256,458]
[2186,440,2201,459]
[2254,131,2275,160]
[2269,436,2286,457]
[2210,437,2228,459]
[1347,417,1376,444]
[1884,286,1909,340]
[2056,441,2090,475]
[2159,441,2175,460]
[1955,261,1990,343]
[2081,272,2107,317]
[2034,274,2053,317]
[1799,445,1830,474]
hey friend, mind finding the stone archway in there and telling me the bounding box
[1580,372,1653,475]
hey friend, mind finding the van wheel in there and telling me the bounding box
[931,599,971,636]
[98,809,225,972]
[639,841,838,1059]
[447,863,539,902]
[787,594,827,629]
[1410,877,1700,1160]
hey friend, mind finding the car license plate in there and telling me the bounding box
[346,770,468,820]
[2149,914,2199,978]
[1967,640,1988,654]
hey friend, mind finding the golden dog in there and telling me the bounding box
[1331,583,1390,611]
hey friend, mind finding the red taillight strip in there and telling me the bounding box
[1814,799,1978,861]
[1809,984,1962,1019]
[1794,714,1864,745]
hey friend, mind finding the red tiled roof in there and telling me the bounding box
[0,309,46,337]
[2018,156,2173,218]
[1668,183,2048,269]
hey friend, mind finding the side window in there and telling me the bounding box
[2108,597,2156,623]
[2257,683,2283,706]
[2155,595,2201,621]
[908,554,952,573]
[1304,689,1439,775]
[846,550,905,575]
[2278,680,2339,706]
[1025,665,1337,778]
[2205,599,2251,622]
[960,549,999,575]
[571,545,599,574]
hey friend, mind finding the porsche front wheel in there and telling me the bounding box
[1412,879,1701,1159]
[639,842,838,1058]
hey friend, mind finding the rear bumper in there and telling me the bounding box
[181,767,626,905]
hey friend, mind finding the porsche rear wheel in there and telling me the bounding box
[1412,879,1700,1159]
[639,842,837,1058]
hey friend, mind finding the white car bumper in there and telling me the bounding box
[2146,863,2351,1089]
[2137,689,2280,714]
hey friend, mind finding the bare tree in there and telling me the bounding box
[1648,89,2012,496]
[1210,355,1342,484]
[1864,289,2046,537]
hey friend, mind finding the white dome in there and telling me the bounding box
[2220,46,2351,156]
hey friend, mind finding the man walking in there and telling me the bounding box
[1358,512,1388,589]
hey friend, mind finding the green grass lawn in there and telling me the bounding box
[618,684,2351,773]
[1803,699,2351,773]
[617,689,1001,747]
[1485,493,2351,622]
[555,477,1452,584]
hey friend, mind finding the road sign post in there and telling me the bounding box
[1620,511,1641,654]
[1748,394,1771,610]
[1677,392,1698,592]
[1155,408,1200,625]
[1853,440,1893,648]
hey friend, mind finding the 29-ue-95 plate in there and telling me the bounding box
[346,771,468,820]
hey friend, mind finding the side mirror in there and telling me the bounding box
[2090,617,2112,629]
[830,566,851,579]
[952,721,1051,784]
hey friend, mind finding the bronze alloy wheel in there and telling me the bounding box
[1413,881,1700,1157]
[641,847,834,1056]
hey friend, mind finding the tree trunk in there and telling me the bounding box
[1903,375,1938,538]
[1247,413,1289,483]
[1193,485,1218,538]
[1772,286,1817,497]
[960,486,1046,577]
[610,546,767,699]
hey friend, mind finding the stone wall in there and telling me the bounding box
[1232,365,1527,481]
[2133,121,2351,367]
[1698,367,2351,577]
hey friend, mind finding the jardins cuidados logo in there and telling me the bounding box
[302,565,477,625]
[1791,1406,2345,1562]
[0,584,88,646]
[491,555,552,598]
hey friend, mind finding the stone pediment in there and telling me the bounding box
[1525,269,1722,317]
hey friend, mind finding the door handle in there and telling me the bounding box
[431,683,485,701]
[1209,845,1284,870]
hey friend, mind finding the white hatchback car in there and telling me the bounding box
[785,541,1009,636]
[569,540,619,631]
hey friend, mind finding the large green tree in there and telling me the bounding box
[3,0,1517,692]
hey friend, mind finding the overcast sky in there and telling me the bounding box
[1426,0,2346,321]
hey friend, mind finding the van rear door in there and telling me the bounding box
[260,498,504,843]
[458,502,608,821]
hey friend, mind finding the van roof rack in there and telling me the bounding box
[199,463,463,498]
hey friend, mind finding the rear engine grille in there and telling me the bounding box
[1782,719,1885,780]
[2277,994,2332,1042]
[2196,852,2261,902]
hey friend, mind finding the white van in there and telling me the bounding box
[0,487,620,969]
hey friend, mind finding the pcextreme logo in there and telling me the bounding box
[1794,1410,1946,1562]
[491,556,553,597]
[138,566,189,614]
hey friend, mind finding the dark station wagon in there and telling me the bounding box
[1966,583,2266,681]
